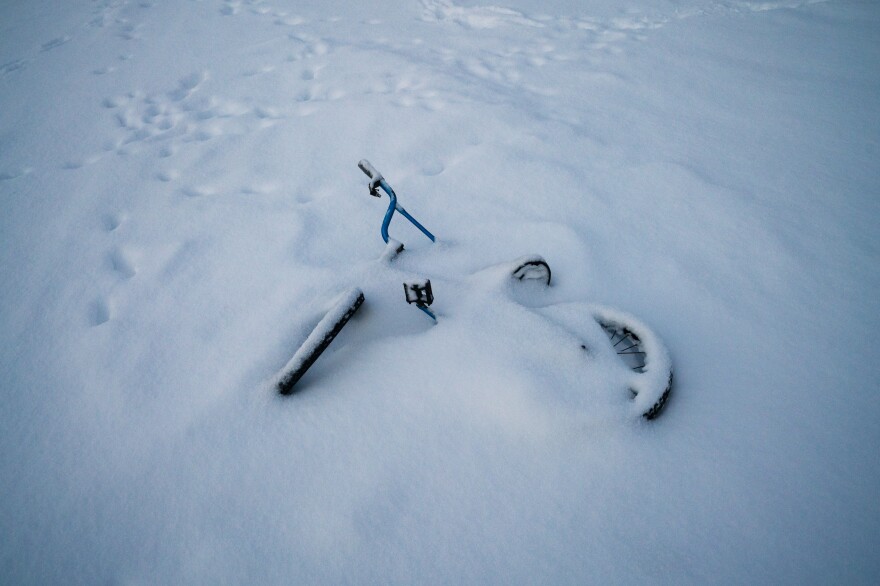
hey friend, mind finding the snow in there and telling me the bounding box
[1,0,879,583]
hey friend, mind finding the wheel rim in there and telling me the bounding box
[601,324,647,373]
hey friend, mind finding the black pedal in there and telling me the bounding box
[403,279,433,307]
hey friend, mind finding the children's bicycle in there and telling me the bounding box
[275,161,672,420]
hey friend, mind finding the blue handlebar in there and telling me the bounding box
[358,160,435,244]
[376,179,436,244]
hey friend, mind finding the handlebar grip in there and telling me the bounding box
[358,159,385,197]
[358,159,383,183]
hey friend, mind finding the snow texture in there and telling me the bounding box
[1,0,879,584]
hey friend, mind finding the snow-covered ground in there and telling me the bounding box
[2,0,878,583]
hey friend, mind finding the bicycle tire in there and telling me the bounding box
[592,306,673,420]
[277,288,365,395]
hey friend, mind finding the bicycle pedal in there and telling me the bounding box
[403,279,436,321]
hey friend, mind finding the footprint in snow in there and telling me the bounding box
[0,168,32,181]
[168,71,208,102]
[241,181,279,195]
[101,213,124,232]
[41,36,71,52]
[275,16,305,26]
[63,154,101,170]
[243,64,275,77]
[108,248,136,279]
[89,298,111,326]
[119,23,142,41]
[102,96,127,110]
[254,106,283,120]
[287,34,330,59]
[421,160,445,176]
[1,59,28,76]
[181,185,217,198]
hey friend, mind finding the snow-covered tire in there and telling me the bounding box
[511,255,551,285]
[277,288,365,395]
[591,305,673,420]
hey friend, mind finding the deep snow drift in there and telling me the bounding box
[1,0,878,583]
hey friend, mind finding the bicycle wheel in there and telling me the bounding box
[592,306,673,420]
[511,255,551,286]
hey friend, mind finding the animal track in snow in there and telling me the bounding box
[0,59,28,77]
[254,106,282,119]
[241,181,279,195]
[421,160,445,176]
[221,2,240,16]
[108,248,137,279]
[421,0,545,29]
[287,33,331,60]
[221,0,276,16]
[103,73,277,155]
[89,0,128,28]
[275,15,306,26]
[169,71,208,102]
[101,213,124,232]
[362,73,444,111]
[672,0,827,19]
[63,154,102,170]
[181,184,218,198]
[741,0,823,11]
[41,36,72,52]
[0,167,32,181]
[118,22,143,41]
[243,64,276,77]
[156,169,179,182]
[90,298,112,326]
